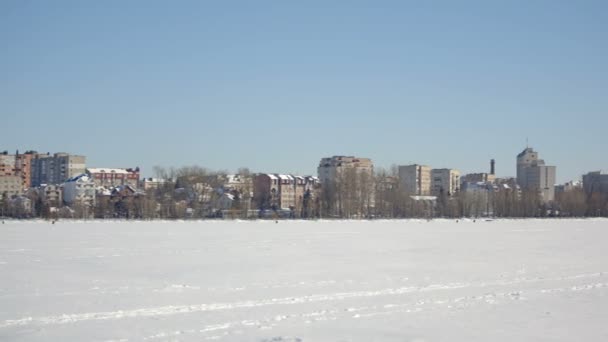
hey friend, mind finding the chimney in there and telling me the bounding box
[490,159,495,175]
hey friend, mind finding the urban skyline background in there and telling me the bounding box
[2,1,607,182]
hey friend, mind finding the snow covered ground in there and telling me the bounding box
[1,219,607,341]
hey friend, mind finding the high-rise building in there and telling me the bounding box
[15,151,37,189]
[431,168,460,196]
[31,153,86,186]
[582,171,608,195]
[516,147,556,202]
[317,156,374,185]
[398,164,432,195]
[317,156,374,217]
[0,152,16,176]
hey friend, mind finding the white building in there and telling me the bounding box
[141,177,168,191]
[63,174,96,206]
[516,147,556,202]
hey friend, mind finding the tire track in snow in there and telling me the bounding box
[1,272,606,329]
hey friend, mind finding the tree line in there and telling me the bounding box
[1,165,607,220]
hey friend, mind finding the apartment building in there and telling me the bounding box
[254,173,320,213]
[31,153,86,186]
[0,175,22,197]
[398,164,432,195]
[0,152,16,176]
[583,171,608,195]
[516,147,556,202]
[317,156,374,185]
[15,151,37,189]
[431,168,460,196]
[87,167,140,188]
[39,184,63,206]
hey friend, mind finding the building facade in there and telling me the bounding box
[87,168,140,188]
[516,147,556,202]
[15,151,36,189]
[254,173,320,214]
[317,156,374,185]
[0,152,16,176]
[39,184,63,206]
[461,173,496,184]
[431,168,460,196]
[141,177,168,191]
[0,175,22,197]
[63,174,96,206]
[398,164,432,195]
[582,171,608,195]
[31,153,86,186]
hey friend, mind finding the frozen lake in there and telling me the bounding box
[1,219,607,341]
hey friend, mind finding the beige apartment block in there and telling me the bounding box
[317,156,373,185]
[0,175,22,197]
[398,164,432,195]
[431,168,460,196]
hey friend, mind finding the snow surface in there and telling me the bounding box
[1,219,608,341]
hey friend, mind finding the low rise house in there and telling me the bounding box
[40,184,62,206]
[63,174,96,206]
[254,173,320,216]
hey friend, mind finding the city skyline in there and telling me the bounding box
[2,1,607,182]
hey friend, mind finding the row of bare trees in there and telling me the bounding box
[319,166,608,219]
[2,164,607,220]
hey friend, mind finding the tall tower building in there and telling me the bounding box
[516,147,556,202]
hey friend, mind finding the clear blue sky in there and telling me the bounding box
[1,1,607,182]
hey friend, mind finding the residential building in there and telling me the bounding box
[222,174,251,191]
[63,174,96,206]
[39,184,63,206]
[87,167,140,188]
[0,175,22,197]
[516,147,556,202]
[398,164,432,195]
[431,168,460,196]
[461,173,496,184]
[254,173,319,214]
[582,171,608,195]
[31,152,86,186]
[15,151,37,189]
[318,156,375,216]
[317,156,374,185]
[0,152,16,176]
[141,177,169,191]
[555,181,582,194]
